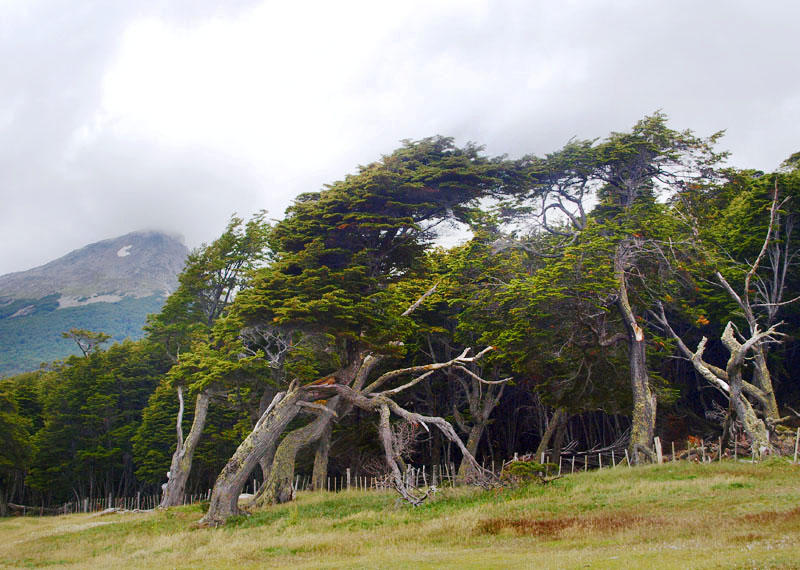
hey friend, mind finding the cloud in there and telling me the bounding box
[1,0,799,275]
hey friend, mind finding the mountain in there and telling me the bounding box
[0,231,188,377]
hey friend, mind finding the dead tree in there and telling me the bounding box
[653,304,782,454]
[197,347,497,526]
[318,382,495,506]
[159,387,210,508]
[712,184,796,424]
[451,365,508,481]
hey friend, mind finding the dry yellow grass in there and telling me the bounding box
[2,460,799,569]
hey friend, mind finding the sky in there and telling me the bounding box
[1,0,798,276]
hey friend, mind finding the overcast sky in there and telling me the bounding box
[1,0,798,275]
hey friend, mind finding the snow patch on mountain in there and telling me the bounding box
[59,294,125,308]
[117,245,133,257]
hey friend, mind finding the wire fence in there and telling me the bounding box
[10,427,798,517]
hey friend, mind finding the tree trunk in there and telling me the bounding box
[0,482,8,518]
[615,259,656,465]
[255,397,338,506]
[160,388,210,508]
[198,386,303,527]
[430,428,442,479]
[627,335,657,463]
[456,423,485,481]
[534,408,564,462]
[551,412,567,465]
[722,324,772,454]
[752,349,780,422]
[311,421,333,490]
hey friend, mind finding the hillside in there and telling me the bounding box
[0,231,188,376]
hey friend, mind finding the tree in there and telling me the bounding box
[26,340,167,502]
[495,113,724,462]
[655,173,800,452]
[0,385,31,516]
[197,138,511,525]
[61,328,111,357]
[148,213,271,508]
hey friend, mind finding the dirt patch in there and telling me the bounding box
[476,512,659,538]
[741,506,800,525]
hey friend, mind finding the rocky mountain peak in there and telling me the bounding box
[0,231,189,304]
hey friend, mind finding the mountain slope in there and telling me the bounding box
[0,231,188,377]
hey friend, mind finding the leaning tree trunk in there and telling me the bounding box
[456,424,485,482]
[197,385,304,527]
[615,263,656,465]
[255,397,339,506]
[311,421,333,490]
[534,408,566,465]
[160,387,210,508]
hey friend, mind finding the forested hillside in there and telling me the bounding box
[1,115,798,522]
[0,231,188,376]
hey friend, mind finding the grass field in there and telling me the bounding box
[1,460,799,569]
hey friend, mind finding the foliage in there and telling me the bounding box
[145,212,271,360]
[232,137,511,352]
[24,339,171,501]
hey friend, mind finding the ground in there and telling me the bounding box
[1,460,799,569]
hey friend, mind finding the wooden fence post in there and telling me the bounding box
[794,427,799,464]
[654,436,663,464]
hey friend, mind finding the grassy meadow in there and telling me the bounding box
[1,460,799,569]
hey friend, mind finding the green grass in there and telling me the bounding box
[1,460,799,569]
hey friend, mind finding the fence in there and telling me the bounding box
[7,490,210,517]
[11,427,798,517]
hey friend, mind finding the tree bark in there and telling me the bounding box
[752,349,780,422]
[722,324,772,454]
[551,412,567,465]
[255,397,339,506]
[160,387,210,508]
[311,421,333,490]
[456,424,485,481]
[616,258,656,465]
[197,385,304,527]
[534,408,566,464]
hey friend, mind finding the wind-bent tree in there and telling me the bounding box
[197,138,511,525]
[495,113,724,462]
[150,213,270,508]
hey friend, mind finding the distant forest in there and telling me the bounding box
[0,295,165,377]
[1,114,798,524]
